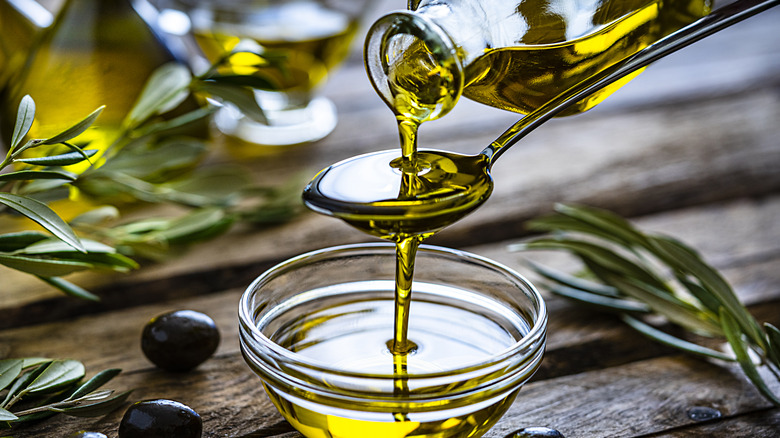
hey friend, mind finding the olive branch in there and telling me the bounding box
[0,358,128,427]
[0,51,303,300]
[510,203,780,406]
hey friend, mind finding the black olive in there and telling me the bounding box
[141,310,220,372]
[68,432,107,438]
[504,426,565,438]
[118,399,202,438]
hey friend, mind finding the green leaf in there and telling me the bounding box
[598,271,722,335]
[133,107,215,139]
[0,193,84,252]
[0,231,48,252]
[0,360,23,392]
[10,95,35,150]
[67,369,121,400]
[675,273,722,317]
[651,235,765,348]
[5,246,138,272]
[152,208,233,244]
[0,170,77,182]
[549,283,651,313]
[16,149,99,166]
[196,81,267,123]
[523,259,622,297]
[621,314,733,361]
[59,389,132,417]
[2,361,50,406]
[69,206,120,226]
[165,165,250,203]
[37,277,100,301]
[126,62,192,126]
[21,358,53,369]
[20,238,117,255]
[0,253,95,277]
[556,203,652,247]
[518,238,670,292]
[0,407,17,421]
[721,309,780,406]
[25,360,85,395]
[41,106,104,145]
[765,323,780,367]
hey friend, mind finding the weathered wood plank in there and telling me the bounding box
[645,409,780,437]
[483,356,780,438]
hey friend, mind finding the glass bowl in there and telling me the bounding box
[239,242,547,438]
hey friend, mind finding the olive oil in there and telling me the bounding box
[1,0,188,154]
[256,281,531,438]
[377,0,712,119]
[192,1,358,99]
[460,0,712,115]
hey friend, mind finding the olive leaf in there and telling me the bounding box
[10,95,35,150]
[0,231,48,252]
[37,276,100,301]
[513,203,780,406]
[41,106,105,146]
[24,360,85,396]
[195,81,267,123]
[0,359,127,425]
[0,360,24,392]
[125,62,192,127]
[0,170,77,182]
[0,407,17,421]
[721,310,780,406]
[0,193,84,253]
[16,149,99,166]
[55,389,132,417]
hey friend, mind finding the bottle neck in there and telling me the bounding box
[364,10,465,124]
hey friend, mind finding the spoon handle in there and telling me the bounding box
[482,0,779,166]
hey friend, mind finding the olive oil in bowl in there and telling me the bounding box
[239,243,547,438]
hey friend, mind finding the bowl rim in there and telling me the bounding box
[238,242,548,380]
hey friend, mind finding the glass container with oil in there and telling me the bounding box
[365,0,712,123]
[0,0,51,92]
[0,0,196,157]
[239,243,547,438]
[178,0,372,148]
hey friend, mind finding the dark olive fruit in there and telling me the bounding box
[141,309,220,372]
[68,432,107,438]
[119,399,202,438]
[504,426,565,438]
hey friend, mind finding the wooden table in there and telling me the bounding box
[2,3,779,437]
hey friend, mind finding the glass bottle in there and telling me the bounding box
[1,0,192,154]
[0,0,52,91]
[365,0,712,123]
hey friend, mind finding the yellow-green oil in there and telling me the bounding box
[257,284,529,438]
[192,1,358,96]
[461,0,712,115]
[1,0,188,156]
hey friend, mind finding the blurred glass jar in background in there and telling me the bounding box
[172,0,373,148]
[0,0,198,158]
[0,0,52,92]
